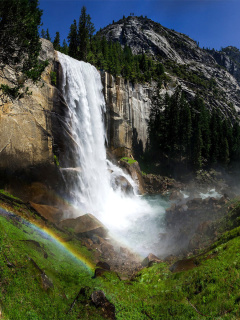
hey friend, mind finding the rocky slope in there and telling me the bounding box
[100,16,240,118]
[210,46,240,84]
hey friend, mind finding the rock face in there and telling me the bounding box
[102,71,153,158]
[100,16,240,117]
[0,39,74,198]
[210,46,240,87]
[0,39,55,171]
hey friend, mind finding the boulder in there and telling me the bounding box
[141,253,162,267]
[91,290,115,319]
[29,202,63,223]
[112,175,134,195]
[119,160,145,194]
[58,213,108,238]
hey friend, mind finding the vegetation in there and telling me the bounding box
[46,7,165,83]
[1,190,240,319]
[148,87,240,170]
[120,157,137,165]
[0,0,47,103]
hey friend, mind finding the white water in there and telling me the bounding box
[58,52,167,255]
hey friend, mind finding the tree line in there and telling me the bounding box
[148,86,240,170]
[41,7,165,83]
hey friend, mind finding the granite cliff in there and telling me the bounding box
[100,16,240,118]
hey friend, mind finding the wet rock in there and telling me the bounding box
[58,213,108,238]
[91,290,115,320]
[119,160,145,194]
[141,253,162,267]
[143,174,183,194]
[113,175,134,195]
[29,202,63,223]
[169,190,184,201]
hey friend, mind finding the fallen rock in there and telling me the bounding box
[96,261,111,271]
[29,202,63,223]
[141,253,162,267]
[91,290,115,320]
[58,213,108,238]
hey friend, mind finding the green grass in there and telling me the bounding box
[1,193,240,319]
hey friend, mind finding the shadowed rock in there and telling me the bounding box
[59,213,108,238]
[141,253,162,267]
[29,202,63,223]
[91,290,115,320]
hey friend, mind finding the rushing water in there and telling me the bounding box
[58,52,168,255]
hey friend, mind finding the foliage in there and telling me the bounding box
[53,154,59,166]
[50,71,57,86]
[53,31,61,51]
[0,0,47,103]
[148,89,240,170]
[47,7,164,83]
[120,157,137,165]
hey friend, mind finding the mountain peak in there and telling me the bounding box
[99,15,214,65]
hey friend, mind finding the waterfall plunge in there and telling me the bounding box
[58,52,167,255]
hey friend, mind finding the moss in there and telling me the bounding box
[120,157,137,165]
[53,154,60,167]
[0,189,22,201]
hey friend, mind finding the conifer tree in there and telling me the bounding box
[68,20,78,59]
[46,28,51,41]
[53,32,61,51]
[61,39,68,55]
[78,6,89,61]
[0,0,44,101]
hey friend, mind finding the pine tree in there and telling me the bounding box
[53,32,61,51]
[0,0,44,100]
[46,28,51,41]
[192,123,203,170]
[41,29,46,39]
[78,6,89,61]
[68,20,78,59]
[61,39,68,55]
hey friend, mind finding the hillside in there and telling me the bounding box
[1,190,240,319]
[99,16,240,119]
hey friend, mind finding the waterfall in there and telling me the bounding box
[58,52,167,255]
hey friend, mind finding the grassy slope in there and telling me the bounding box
[0,191,240,319]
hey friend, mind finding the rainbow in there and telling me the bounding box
[0,205,95,273]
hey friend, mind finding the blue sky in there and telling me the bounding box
[39,0,240,51]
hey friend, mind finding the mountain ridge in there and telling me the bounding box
[99,15,240,118]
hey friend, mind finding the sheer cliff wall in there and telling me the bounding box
[101,71,153,158]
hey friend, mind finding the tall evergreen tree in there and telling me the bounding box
[61,39,68,55]
[68,20,78,59]
[53,31,61,51]
[46,28,51,41]
[0,0,44,100]
[78,6,89,61]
